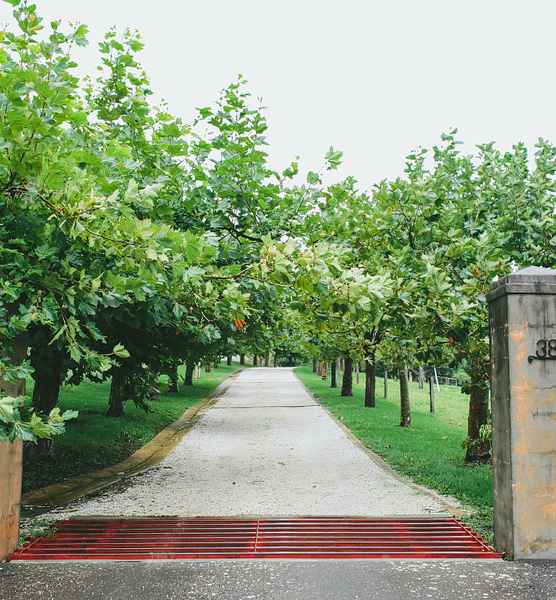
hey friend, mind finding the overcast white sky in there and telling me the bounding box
[2,1,556,188]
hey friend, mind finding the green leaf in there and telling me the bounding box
[325,147,343,170]
[74,23,89,47]
[307,171,321,185]
[129,39,144,52]
[113,343,130,358]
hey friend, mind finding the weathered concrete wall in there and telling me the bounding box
[488,267,556,559]
[0,440,22,561]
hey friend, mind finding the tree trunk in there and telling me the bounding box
[312,358,317,373]
[107,370,127,417]
[429,377,435,414]
[399,367,411,427]
[168,364,179,393]
[240,354,245,365]
[341,357,353,396]
[364,353,376,407]
[330,360,337,388]
[226,355,232,366]
[253,355,258,366]
[383,368,388,399]
[355,362,360,385]
[418,366,425,389]
[273,354,277,368]
[465,374,490,464]
[204,363,211,373]
[30,345,63,415]
[185,362,194,386]
[264,353,269,367]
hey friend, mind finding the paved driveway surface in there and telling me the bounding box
[53,368,444,518]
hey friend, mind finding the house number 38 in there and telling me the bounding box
[528,339,556,363]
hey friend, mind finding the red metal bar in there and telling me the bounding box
[10,516,502,561]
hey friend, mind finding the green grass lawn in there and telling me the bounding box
[22,363,242,494]
[295,366,493,540]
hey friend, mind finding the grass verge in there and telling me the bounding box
[22,363,242,494]
[295,366,493,542]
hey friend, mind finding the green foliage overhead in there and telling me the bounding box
[0,395,77,442]
[0,1,554,462]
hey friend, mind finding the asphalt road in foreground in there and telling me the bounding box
[1,559,555,600]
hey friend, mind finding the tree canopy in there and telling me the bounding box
[0,2,554,461]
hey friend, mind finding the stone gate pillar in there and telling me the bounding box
[488,266,556,559]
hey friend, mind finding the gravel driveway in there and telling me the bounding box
[53,367,446,518]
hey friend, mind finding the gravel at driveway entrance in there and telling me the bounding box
[51,367,445,518]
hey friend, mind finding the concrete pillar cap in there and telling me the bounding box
[487,266,556,302]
